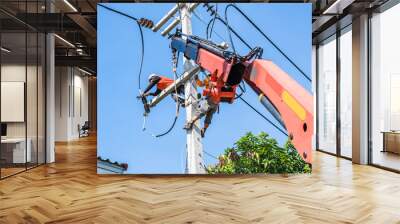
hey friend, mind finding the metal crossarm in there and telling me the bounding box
[148,65,200,108]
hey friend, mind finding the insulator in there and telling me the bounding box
[203,3,216,16]
[138,18,154,29]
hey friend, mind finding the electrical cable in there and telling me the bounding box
[205,20,212,40]
[98,3,180,138]
[154,103,180,138]
[204,4,252,51]
[203,3,311,83]
[208,3,218,40]
[203,150,218,160]
[98,4,145,91]
[199,4,298,138]
[224,5,237,53]
[99,3,290,139]
[234,81,247,99]
[204,3,218,40]
[237,95,288,136]
[225,4,311,83]
[98,4,139,20]
[183,6,285,138]
[192,11,225,41]
[152,50,181,138]
[213,17,253,51]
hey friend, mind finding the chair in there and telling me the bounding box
[79,121,90,138]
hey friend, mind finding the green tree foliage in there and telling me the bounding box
[206,132,311,174]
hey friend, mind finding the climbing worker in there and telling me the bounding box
[139,73,185,106]
[183,95,218,138]
[183,73,217,138]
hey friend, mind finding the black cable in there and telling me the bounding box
[224,5,236,53]
[137,25,144,90]
[206,19,212,40]
[208,3,218,40]
[155,104,180,138]
[191,6,286,137]
[225,4,311,83]
[154,50,181,138]
[98,4,138,21]
[98,3,180,138]
[237,95,288,136]
[215,17,253,51]
[202,4,297,138]
[98,4,145,90]
[204,150,218,160]
[203,4,252,51]
[234,82,246,99]
[192,11,224,42]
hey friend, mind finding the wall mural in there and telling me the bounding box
[97,3,313,174]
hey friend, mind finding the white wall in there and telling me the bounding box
[1,63,46,164]
[55,66,70,141]
[55,67,89,141]
[1,65,38,138]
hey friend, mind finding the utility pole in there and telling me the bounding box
[180,3,204,174]
[153,3,203,174]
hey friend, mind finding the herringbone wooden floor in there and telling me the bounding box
[1,135,400,224]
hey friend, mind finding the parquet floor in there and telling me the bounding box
[1,135,400,223]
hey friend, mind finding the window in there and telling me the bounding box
[339,27,352,158]
[317,35,337,154]
[370,3,400,171]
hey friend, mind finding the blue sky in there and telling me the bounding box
[98,3,311,174]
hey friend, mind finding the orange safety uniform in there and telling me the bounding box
[156,77,174,90]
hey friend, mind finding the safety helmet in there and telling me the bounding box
[148,73,157,81]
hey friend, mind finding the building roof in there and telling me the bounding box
[97,156,128,171]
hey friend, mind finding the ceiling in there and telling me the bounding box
[0,0,393,74]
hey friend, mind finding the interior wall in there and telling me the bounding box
[1,64,39,138]
[88,77,97,132]
[55,66,69,141]
[55,67,89,141]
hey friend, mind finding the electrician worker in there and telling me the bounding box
[183,74,217,137]
[140,73,185,105]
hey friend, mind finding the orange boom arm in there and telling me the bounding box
[244,59,313,163]
[170,32,313,163]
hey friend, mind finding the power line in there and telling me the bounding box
[98,4,145,90]
[154,5,290,138]
[98,3,180,138]
[204,150,218,160]
[214,17,253,51]
[225,4,311,83]
[98,4,139,21]
[207,3,218,40]
[237,95,288,136]
[99,3,290,139]
[191,10,225,41]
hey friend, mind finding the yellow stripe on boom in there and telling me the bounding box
[282,91,306,121]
